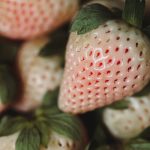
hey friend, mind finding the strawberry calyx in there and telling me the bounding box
[71,3,115,35]
[16,126,41,150]
[0,109,85,150]
[122,0,145,28]
[0,88,85,150]
[35,107,84,142]
[0,115,28,137]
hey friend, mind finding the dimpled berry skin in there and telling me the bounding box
[58,20,150,114]
[14,37,63,111]
[0,0,78,39]
[103,95,150,139]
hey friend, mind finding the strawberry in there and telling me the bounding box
[58,1,150,114]
[14,36,64,111]
[103,86,150,139]
[0,0,78,39]
[17,36,49,79]
[0,108,88,150]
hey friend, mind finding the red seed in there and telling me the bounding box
[125,48,129,53]
[127,58,131,63]
[105,49,109,54]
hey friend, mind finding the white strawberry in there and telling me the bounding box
[17,36,49,79]
[14,37,63,111]
[0,0,78,39]
[0,132,18,150]
[103,91,150,139]
[58,2,150,114]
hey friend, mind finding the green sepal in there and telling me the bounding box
[108,100,130,110]
[35,107,61,119]
[0,65,17,104]
[47,113,82,141]
[71,4,115,35]
[0,116,27,136]
[122,0,145,28]
[35,121,50,148]
[35,108,84,148]
[124,139,150,150]
[143,25,150,39]
[16,126,41,150]
[42,88,59,107]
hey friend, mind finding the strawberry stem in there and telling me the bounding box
[122,0,145,28]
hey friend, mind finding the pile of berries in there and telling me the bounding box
[0,0,150,150]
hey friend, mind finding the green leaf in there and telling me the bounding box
[16,127,41,150]
[71,4,114,35]
[0,116,27,136]
[124,139,150,150]
[0,65,17,104]
[47,113,82,141]
[122,0,145,28]
[35,107,60,119]
[108,100,130,110]
[42,88,59,107]
[35,121,50,148]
